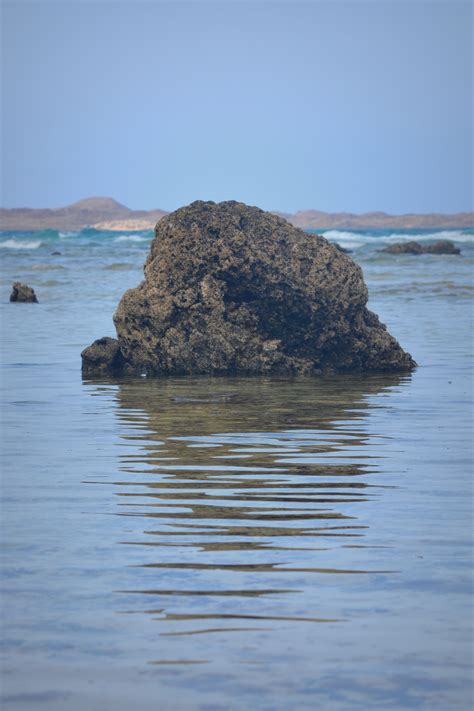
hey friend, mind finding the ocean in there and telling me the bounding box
[0,227,473,710]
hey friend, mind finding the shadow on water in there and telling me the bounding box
[83,373,411,664]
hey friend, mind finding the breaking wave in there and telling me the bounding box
[321,231,368,250]
[0,239,42,250]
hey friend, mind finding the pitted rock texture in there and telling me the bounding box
[107,200,415,375]
[10,282,38,303]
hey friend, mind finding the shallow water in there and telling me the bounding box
[0,228,473,709]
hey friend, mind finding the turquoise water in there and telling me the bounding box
[0,228,473,710]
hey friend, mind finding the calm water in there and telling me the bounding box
[0,228,473,710]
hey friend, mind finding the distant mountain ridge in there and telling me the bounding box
[0,197,167,231]
[0,197,472,231]
[274,209,474,230]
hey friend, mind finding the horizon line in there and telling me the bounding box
[1,196,473,218]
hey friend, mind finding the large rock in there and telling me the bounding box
[9,282,38,303]
[83,200,415,376]
[382,240,460,255]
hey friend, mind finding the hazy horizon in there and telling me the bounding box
[1,1,472,214]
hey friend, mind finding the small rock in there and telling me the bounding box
[51,251,62,256]
[382,240,460,255]
[10,282,38,303]
[423,240,461,255]
[81,337,125,376]
[382,241,424,255]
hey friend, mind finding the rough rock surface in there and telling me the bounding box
[10,282,38,303]
[382,240,460,255]
[86,200,415,376]
[81,337,125,376]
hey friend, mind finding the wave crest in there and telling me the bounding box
[0,239,42,250]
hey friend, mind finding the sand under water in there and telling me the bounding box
[0,227,472,710]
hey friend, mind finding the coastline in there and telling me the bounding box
[1,197,472,232]
[92,219,157,231]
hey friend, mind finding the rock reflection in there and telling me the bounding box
[85,374,409,662]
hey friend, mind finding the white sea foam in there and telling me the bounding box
[322,230,363,241]
[0,239,42,249]
[114,234,150,242]
[59,231,78,238]
[321,231,371,249]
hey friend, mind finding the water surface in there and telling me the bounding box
[0,228,472,709]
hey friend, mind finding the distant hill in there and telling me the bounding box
[0,197,167,231]
[0,197,472,231]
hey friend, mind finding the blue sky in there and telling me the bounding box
[1,0,472,213]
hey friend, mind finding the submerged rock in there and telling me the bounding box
[382,240,460,255]
[81,337,125,376]
[9,282,38,303]
[83,200,415,376]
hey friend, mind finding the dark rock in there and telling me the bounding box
[85,200,416,376]
[10,282,38,303]
[382,241,424,255]
[51,251,62,256]
[382,240,460,255]
[423,240,461,255]
[81,337,125,376]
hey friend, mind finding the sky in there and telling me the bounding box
[1,0,472,214]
